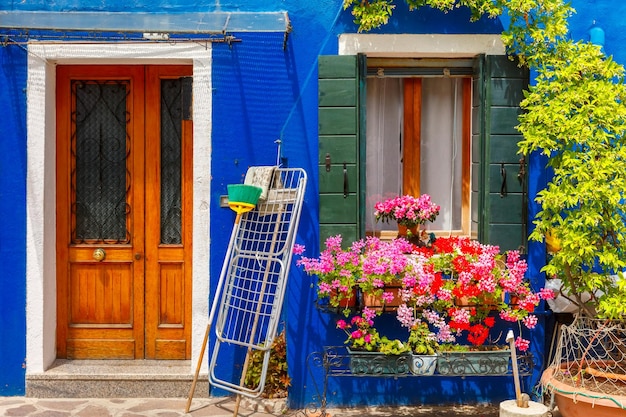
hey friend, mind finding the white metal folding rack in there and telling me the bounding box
[208,167,307,398]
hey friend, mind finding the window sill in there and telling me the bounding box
[367,229,471,241]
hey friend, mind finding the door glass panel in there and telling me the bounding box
[160,79,183,244]
[72,80,130,243]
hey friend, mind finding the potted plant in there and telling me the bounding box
[296,235,361,312]
[298,229,555,375]
[406,321,439,375]
[397,237,553,351]
[374,194,440,240]
[243,329,290,413]
[394,236,553,376]
[298,235,415,314]
[356,236,414,310]
[337,308,412,375]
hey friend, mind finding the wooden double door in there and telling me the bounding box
[56,65,193,360]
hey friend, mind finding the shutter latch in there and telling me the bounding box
[325,153,331,172]
[500,163,507,198]
[343,162,348,198]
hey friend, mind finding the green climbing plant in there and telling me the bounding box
[342,0,626,318]
[518,40,626,319]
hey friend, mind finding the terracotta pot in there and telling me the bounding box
[362,281,403,310]
[397,223,419,237]
[330,288,357,308]
[454,293,505,311]
[541,365,626,417]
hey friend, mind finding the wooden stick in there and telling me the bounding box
[185,321,211,413]
[186,215,244,413]
[506,330,524,408]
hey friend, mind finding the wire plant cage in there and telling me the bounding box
[209,167,307,398]
[545,316,626,406]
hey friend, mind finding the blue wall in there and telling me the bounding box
[1,0,626,406]
[0,42,27,395]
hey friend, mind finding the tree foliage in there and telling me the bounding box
[343,0,626,318]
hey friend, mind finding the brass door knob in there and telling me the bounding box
[93,248,106,262]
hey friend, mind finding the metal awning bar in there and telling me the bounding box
[0,10,290,34]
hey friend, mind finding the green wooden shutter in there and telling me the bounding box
[318,55,366,247]
[472,55,529,252]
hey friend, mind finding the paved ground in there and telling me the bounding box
[0,397,561,417]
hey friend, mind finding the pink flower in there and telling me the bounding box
[324,235,343,252]
[519,294,540,312]
[372,278,385,288]
[292,244,305,255]
[362,307,377,321]
[351,330,363,340]
[396,304,415,328]
[539,288,555,300]
[523,314,538,329]
[515,337,530,352]
[477,276,497,293]
[499,310,519,322]
[336,320,348,329]
[374,194,440,226]
[318,282,332,294]
[382,291,395,304]
[436,324,456,343]
[451,308,471,324]
[436,288,453,301]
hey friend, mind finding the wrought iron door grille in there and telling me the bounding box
[71,80,131,244]
[160,78,183,245]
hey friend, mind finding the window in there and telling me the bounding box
[318,54,528,252]
[365,74,471,237]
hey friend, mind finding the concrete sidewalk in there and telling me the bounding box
[0,396,560,417]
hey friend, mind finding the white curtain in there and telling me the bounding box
[365,78,403,232]
[365,77,464,233]
[420,78,463,231]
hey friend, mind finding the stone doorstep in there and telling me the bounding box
[26,359,210,399]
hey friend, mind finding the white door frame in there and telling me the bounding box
[25,42,212,373]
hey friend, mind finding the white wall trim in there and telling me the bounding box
[26,42,212,374]
[339,34,505,57]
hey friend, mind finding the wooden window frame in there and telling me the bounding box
[375,76,472,240]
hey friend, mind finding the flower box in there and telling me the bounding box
[409,354,438,376]
[299,214,555,362]
[436,348,510,375]
[329,288,357,308]
[361,281,403,311]
[346,348,410,375]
